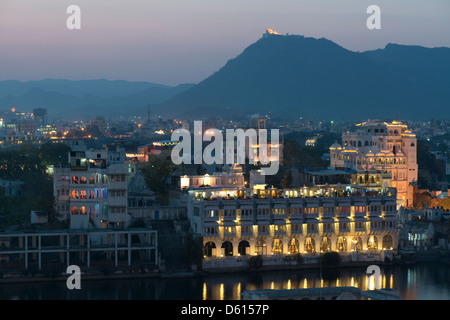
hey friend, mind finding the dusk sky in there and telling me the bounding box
[1,0,449,86]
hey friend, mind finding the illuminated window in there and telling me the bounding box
[255,240,267,255]
[288,238,299,253]
[382,235,393,249]
[272,239,283,254]
[304,238,315,253]
[71,190,79,199]
[71,206,79,215]
[274,225,286,233]
[351,237,362,251]
[321,237,331,252]
[336,237,347,252]
[367,235,378,250]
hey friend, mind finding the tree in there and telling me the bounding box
[181,232,203,267]
[280,169,292,189]
[141,157,178,205]
[39,142,71,166]
[249,255,263,271]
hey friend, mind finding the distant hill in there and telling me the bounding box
[0,79,195,119]
[153,33,450,120]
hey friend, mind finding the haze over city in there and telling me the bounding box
[1,0,450,85]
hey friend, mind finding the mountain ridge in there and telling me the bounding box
[152,33,450,120]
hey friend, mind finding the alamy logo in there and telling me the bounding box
[66,265,81,290]
[171,121,280,175]
[366,265,381,290]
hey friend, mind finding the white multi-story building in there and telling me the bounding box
[185,183,398,269]
[53,145,129,229]
[330,120,418,208]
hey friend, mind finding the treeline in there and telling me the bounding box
[0,142,70,229]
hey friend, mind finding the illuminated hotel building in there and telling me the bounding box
[53,146,129,229]
[185,183,398,269]
[330,120,418,208]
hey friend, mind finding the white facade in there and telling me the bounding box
[53,147,129,230]
[185,185,399,267]
[330,120,418,208]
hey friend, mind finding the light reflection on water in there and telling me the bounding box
[0,262,449,300]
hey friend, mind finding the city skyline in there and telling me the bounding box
[1,0,450,85]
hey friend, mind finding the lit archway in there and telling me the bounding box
[238,241,250,256]
[204,241,216,257]
[222,241,233,256]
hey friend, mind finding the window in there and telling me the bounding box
[242,225,252,235]
[274,225,286,233]
[272,239,283,254]
[336,237,347,252]
[307,223,317,234]
[367,236,378,250]
[355,222,366,231]
[259,225,269,235]
[382,235,393,249]
[205,210,216,218]
[323,223,333,233]
[71,206,79,215]
[355,206,366,213]
[291,224,301,234]
[273,208,285,215]
[304,238,315,253]
[71,190,79,199]
[80,176,87,184]
[351,237,362,251]
[255,240,267,255]
[323,207,335,217]
[204,242,216,257]
[224,226,236,236]
[306,207,318,215]
[224,209,236,217]
[72,176,79,184]
[288,238,299,254]
[222,241,233,256]
[321,237,331,252]
[339,222,349,232]
[204,227,218,235]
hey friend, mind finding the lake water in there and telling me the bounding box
[1,262,449,300]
